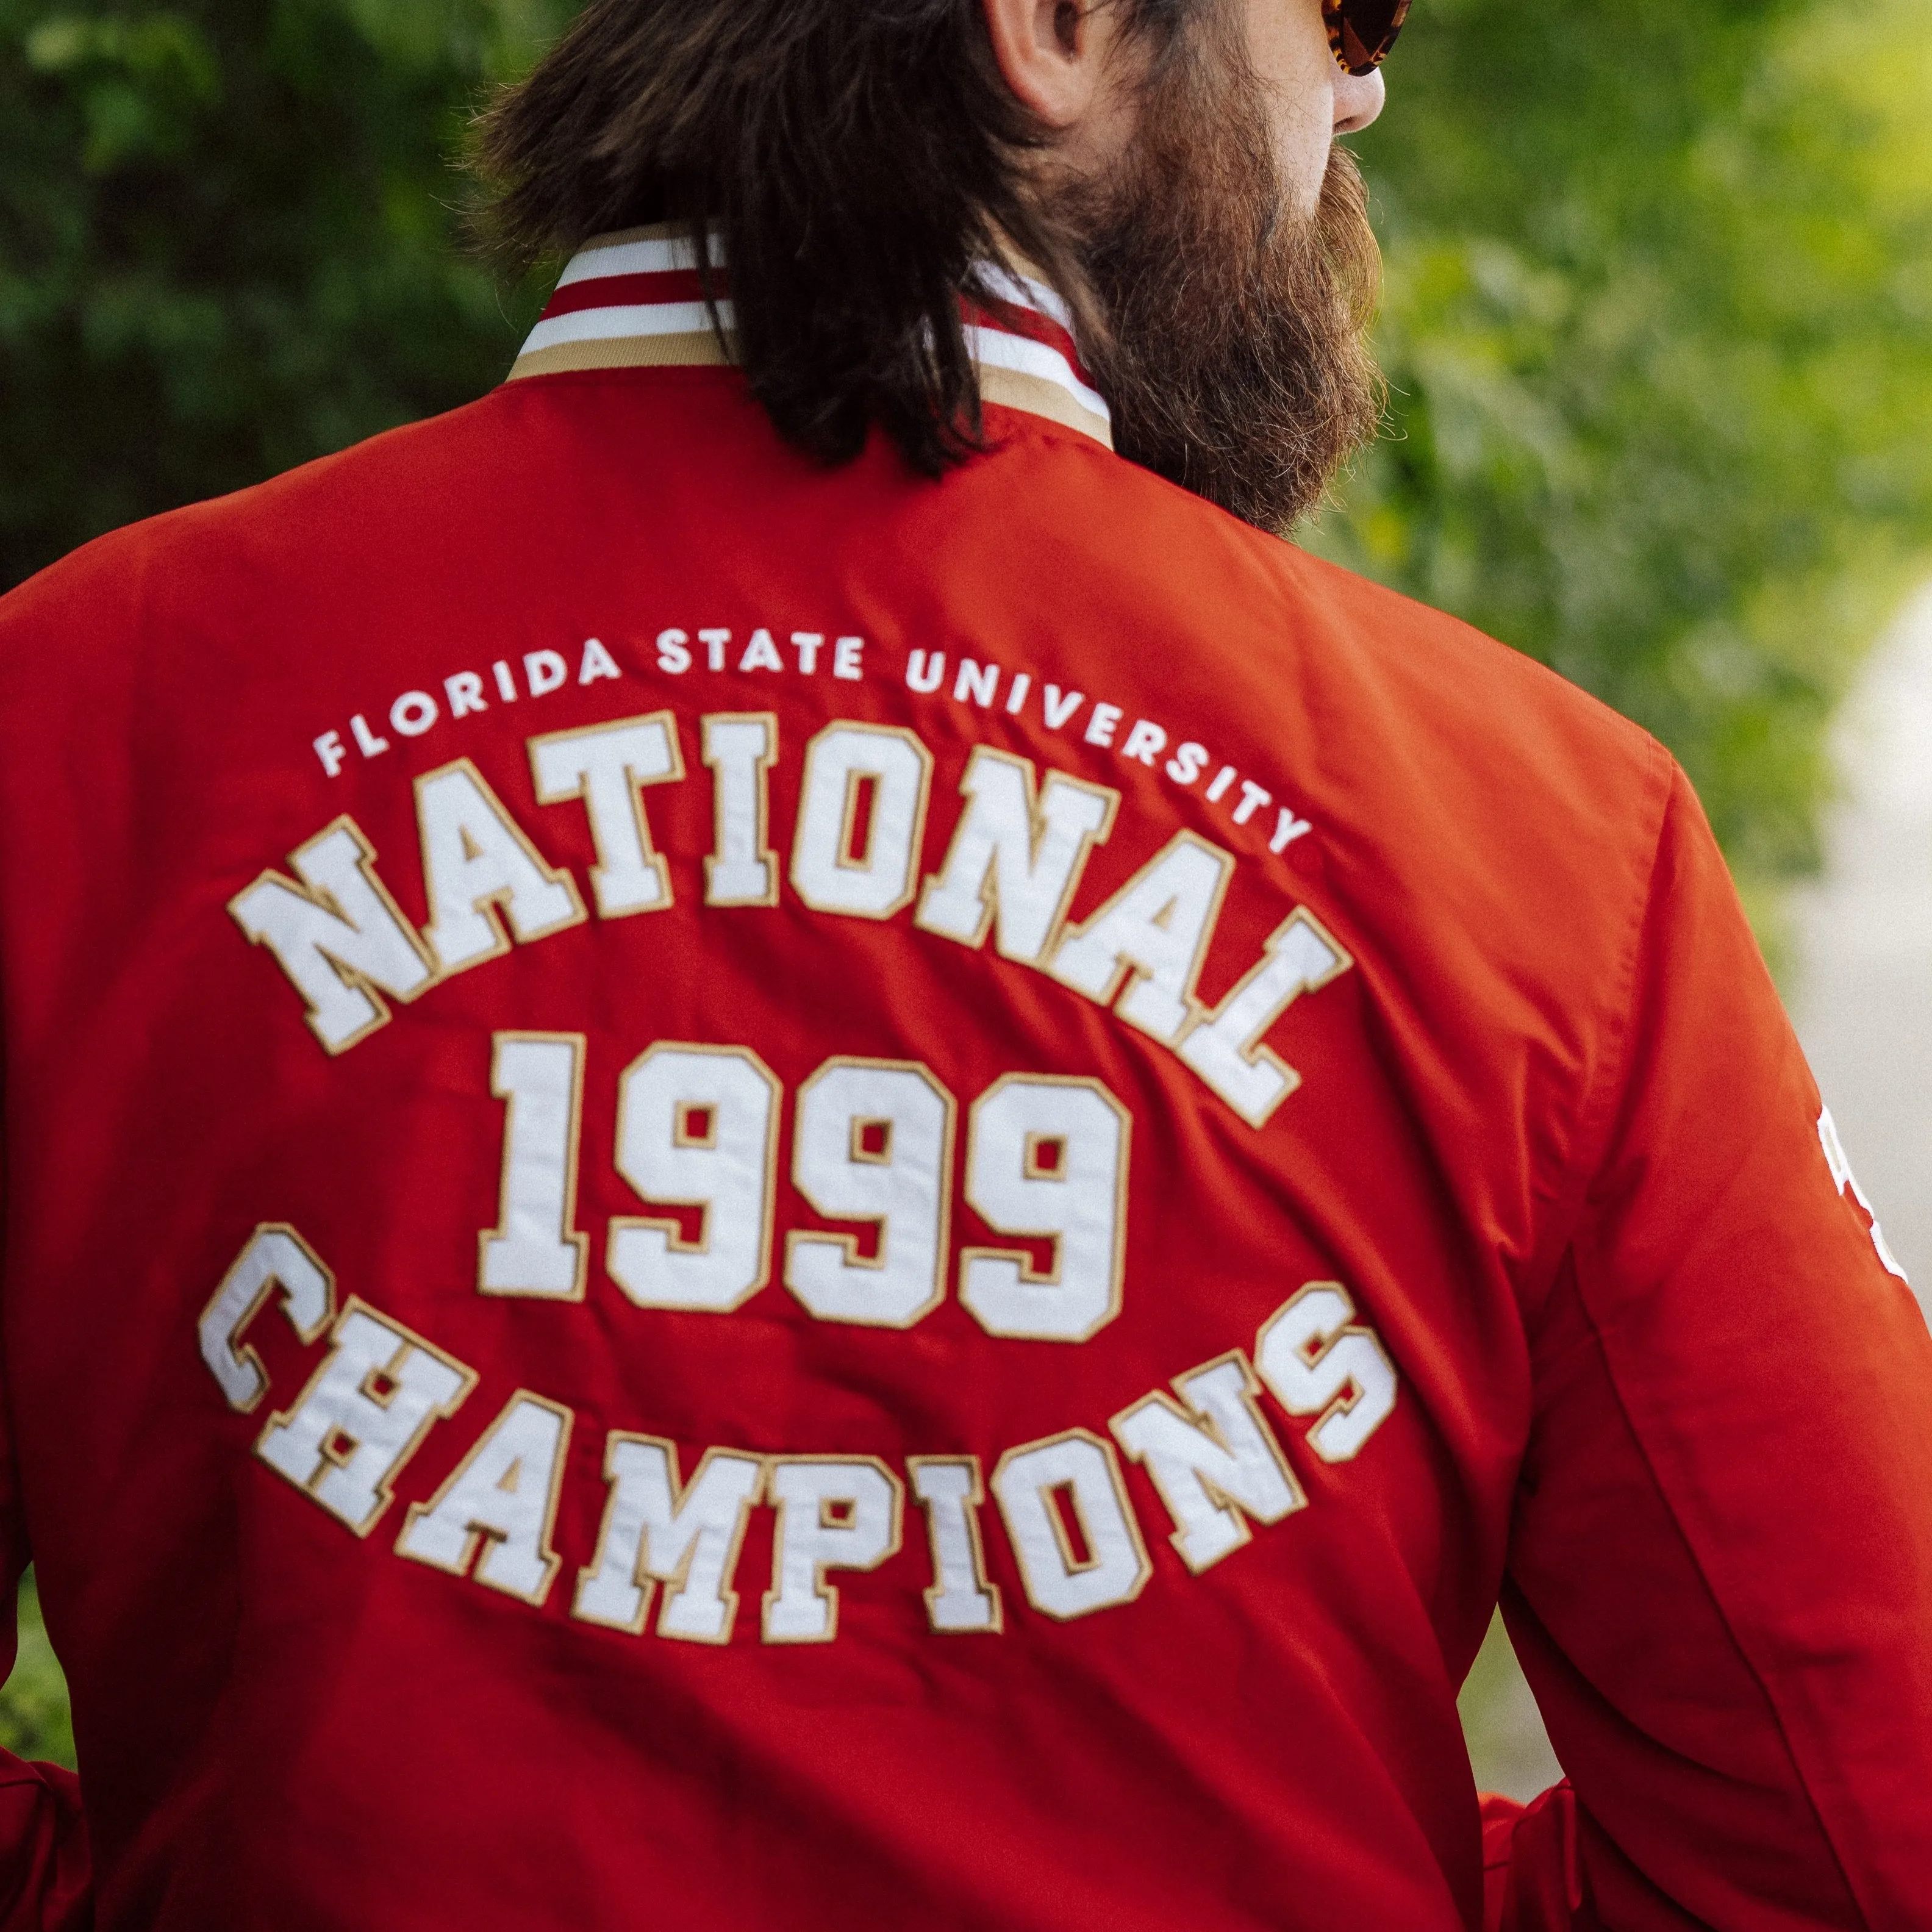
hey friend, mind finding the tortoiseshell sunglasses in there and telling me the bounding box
[1323,0,1411,75]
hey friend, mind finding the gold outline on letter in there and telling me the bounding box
[1048,829,1235,1043]
[528,709,686,920]
[413,756,589,977]
[761,1453,906,1645]
[914,746,1118,961]
[252,1294,479,1540]
[907,1454,1004,1636]
[1107,1349,1305,1575]
[394,1389,575,1606]
[701,712,781,907]
[1255,1281,1400,1465]
[226,815,437,1057]
[198,1222,338,1414]
[989,1426,1151,1622]
[958,1072,1131,1345]
[607,1040,782,1312]
[783,1055,957,1330]
[478,1030,590,1301]
[571,1433,767,1644]
[1176,907,1353,1129]
[789,722,935,921]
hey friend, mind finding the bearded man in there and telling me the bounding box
[0,2,1925,1928]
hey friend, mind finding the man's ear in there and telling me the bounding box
[980,0,1115,127]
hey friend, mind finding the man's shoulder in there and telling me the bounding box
[937,418,1678,1016]
[0,370,1663,854]
[2,392,515,635]
[0,368,804,670]
[957,410,1659,804]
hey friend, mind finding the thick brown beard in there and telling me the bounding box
[1068,29,1386,534]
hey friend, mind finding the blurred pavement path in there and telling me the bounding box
[1788,582,1932,1306]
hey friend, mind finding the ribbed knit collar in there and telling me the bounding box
[507,226,1113,451]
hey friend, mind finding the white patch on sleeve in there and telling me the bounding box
[1819,1104,1911,1283]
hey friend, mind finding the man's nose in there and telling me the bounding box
[1333,67,1386,135]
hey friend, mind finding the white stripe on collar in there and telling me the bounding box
[507,227,1112,451]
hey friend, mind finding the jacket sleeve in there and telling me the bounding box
[1486,763,1932,1932]
[0,1754,86,1932]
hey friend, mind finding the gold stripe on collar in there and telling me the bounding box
[507,228,1112,451]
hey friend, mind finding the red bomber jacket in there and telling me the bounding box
[0,230,1927,1932]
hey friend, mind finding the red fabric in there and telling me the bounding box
[0,1766,87,1932]
[1482,1788,1592,1932]
[0,364,1927,1930]
[0,1343,88,1927]
[540,268,718,317]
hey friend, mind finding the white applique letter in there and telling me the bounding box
[229,818,435,1053]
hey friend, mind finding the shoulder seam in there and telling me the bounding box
[1530,730,1676,1308]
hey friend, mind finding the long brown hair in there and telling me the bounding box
[473,0,1189,475]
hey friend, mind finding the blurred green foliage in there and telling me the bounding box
[0,1576,75,1770]
[0,0,565,587]
[2,0,1924,912]
[1315,0,1932,914]
[1,0,1929,1762]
